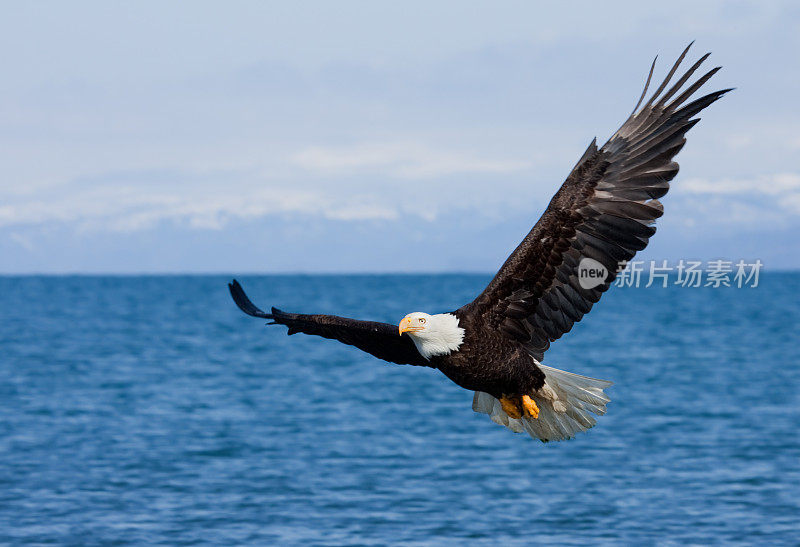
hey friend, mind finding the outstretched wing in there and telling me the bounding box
[229,280,429,367]
[458,44,731,361]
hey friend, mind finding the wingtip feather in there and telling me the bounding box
[228,279,273,319]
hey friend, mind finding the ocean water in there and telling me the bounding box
[1,273,799,545]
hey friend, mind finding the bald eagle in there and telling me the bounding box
[230,44,730,442]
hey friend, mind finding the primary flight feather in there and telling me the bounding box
[230,44,730,442]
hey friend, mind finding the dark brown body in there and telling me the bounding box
[431,314,545,399]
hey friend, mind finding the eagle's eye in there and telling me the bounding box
[419,318,426,324]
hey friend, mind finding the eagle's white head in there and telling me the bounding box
[398,312,465,360]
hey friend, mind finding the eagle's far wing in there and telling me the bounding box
[229,280,430,367]
[458,44,731,361]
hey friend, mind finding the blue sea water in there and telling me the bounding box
[1,273,799,545]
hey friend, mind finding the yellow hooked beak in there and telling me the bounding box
[398,316,422,335]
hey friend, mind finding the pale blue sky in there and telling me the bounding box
[1,1,798,273]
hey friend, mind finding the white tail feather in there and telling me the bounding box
[471,364,612,442]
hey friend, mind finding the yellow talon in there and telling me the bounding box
[500,396,522,419]
[522,395,540,419]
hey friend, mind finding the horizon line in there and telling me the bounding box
[1,268,798,277]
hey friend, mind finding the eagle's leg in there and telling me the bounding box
[522,394,540,419]
[499,396,522,419]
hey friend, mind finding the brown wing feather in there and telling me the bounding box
[229,280,429,367]
[458,44,731,360]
